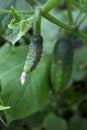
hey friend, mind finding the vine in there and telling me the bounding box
[0,1,86,37]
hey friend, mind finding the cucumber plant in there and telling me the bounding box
[0,0,86,86]
[0,0,87,125]
[20,7,44,85]
[0,0,86,88]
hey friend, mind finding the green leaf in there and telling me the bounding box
[72,47,87,81]
[43,113,68,130]
[36,0,47,4]
[25,0,38,7]
[25,0,47,6]
[0,43,51,123]
[8,16,34,40]
[69,115,87,130]
[0,105,10,111]
[0,0,31,10]
[0,0,32,44]
[31,128,40,130]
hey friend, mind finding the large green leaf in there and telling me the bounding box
[25,0,38,7]
[25,0,47,7]
[43,113,68,130]
[69,115,87,130]
[31,128,40,130]
[0,0,31,44]
[0,43,50,123]
[0,12,59,123]
[0,0,31,10]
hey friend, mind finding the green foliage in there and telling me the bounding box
[0,6,58,124]
[0,0,31,44]
[0,43,50,123]
[72,47,87,81]
[43,113,68,130]
[69,115,87,130]
[8,16,33,37]
[0,0,87,130]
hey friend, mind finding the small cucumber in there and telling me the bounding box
[24,35,43,73]
[21,35,43,85]
[51,37,73,93]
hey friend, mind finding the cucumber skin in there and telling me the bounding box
[23,35,43,73]
[51,38,73,93]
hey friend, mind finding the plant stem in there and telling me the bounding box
[11,6,20,21]
[66,0,73,24]
[0,9,33,14]
[78,31,87,40]
[0,9,11,13]
[42,0,60,13]
[34,7,41,35]
[0,98,9,126]
[42,13,74,31]
[18,11,33,14]
[0,116,8,127]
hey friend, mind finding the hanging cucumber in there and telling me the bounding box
[20,7,42,85]
[21,35,43,85]
[51,37,73,93]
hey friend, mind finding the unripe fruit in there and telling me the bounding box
[21,35,43,85]
[51,37,73,93]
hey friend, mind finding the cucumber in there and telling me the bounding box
[23,35,43,73]
[21,35,43,85]
[51,37,73,93]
